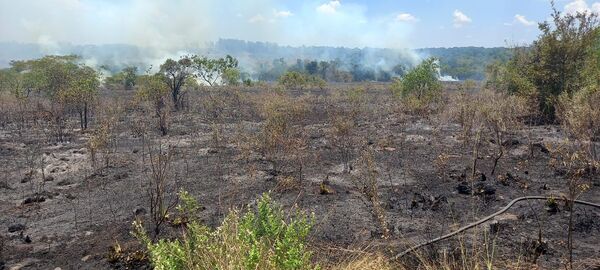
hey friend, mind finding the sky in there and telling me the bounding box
[1,0,599,49]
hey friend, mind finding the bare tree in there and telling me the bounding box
[142,139,179,238]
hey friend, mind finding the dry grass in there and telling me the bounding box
[557,88,600,161]
[331,254,394,270]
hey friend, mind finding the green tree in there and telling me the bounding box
[192,55,239,86]
[502,4,600,121]
[0,68,30,131]
[60,66,100,130]
[137,74,170,135]
[8,55,99,130]
[105,66,138,90]
[318,61,330,79]
[304,60,318,75]
[0,69,9,93]
[222,67,241,86]
[9,55,80,99]
[159,56,194,110]
[122,66,138,90]
[0,68,28,100]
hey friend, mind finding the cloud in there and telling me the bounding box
[249,10,291,24]
[396,13,417,22]
[594,2,600,13]
[317,0,341,14]
[248,14,266,23]
[453,10,471,27]
[274,10,293,18]
[564,0,600,15]
[565,0,589,14]
[515,14,535,26]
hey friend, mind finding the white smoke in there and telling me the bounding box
[0,0,418,53]
[0,0,424,75]
[438,75,459,82]
[432,59,459,82]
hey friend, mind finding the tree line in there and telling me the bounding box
[0,54,240,132]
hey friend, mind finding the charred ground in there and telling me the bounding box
[0,83,599,269]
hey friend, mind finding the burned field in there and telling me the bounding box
[0,83,598,269]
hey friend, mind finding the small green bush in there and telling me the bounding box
[279,71,307,90]
[222,68,241,86]
[306,75,327,90]
[391,58,442,113]
[133,192,316,270]
[243,78,253,87]
[391,57,442,102]
[278,71,327,90]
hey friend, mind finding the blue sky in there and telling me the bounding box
[0,0,598,49]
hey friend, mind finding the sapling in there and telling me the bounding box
[142,140,179,238]
[351,147,390,238]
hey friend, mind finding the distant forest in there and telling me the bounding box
[211,39,512,81]
[418,47,511,80]
[0,39,512,81]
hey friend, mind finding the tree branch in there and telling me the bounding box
[393,196,600,260]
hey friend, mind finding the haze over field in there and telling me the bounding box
[0,0,596,80]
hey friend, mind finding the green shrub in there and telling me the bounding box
[279,71,307,90]
[391,57,442,100]
[222,68,241,86]
[391,58,442,113]
[243,78,253,87]
[278,71,327,90]
[306,75,327,90]
[492,7,600,121]
[133,192,316,270]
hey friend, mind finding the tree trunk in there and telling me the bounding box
[490,131,503,176]
[79,109,84,130]
[172,87,179,110]
[83,102,88,130]
[471,129,482,178]
[567,201,574,270]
